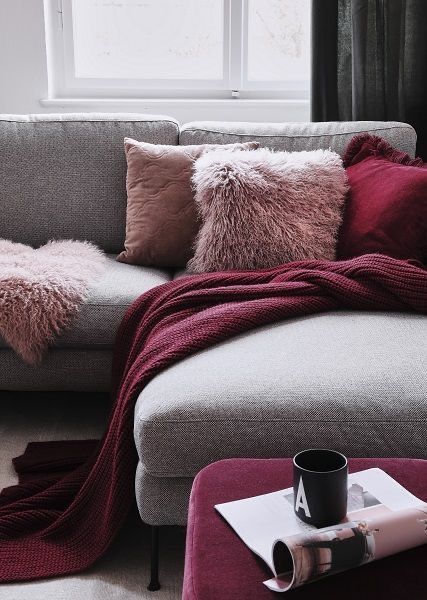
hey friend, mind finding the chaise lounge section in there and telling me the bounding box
[134,310,427,526]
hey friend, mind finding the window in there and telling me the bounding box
[46,0,311,99]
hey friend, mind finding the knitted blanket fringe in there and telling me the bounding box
[0,254,426,581]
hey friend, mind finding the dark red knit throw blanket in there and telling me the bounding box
[1,254,426,582]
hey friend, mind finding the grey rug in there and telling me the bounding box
[0,392,184,600]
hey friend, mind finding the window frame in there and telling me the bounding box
[44,0,310,100]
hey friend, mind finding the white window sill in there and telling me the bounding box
[40,97,309,108]
[39,97,310,123]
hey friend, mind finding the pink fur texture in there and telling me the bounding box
[188,148,348,273]
[0,239,106,364]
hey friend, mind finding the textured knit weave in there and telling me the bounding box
[0,254,426,581]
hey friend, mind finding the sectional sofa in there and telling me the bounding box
[1,114,426,532]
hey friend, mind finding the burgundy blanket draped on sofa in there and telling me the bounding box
[0,254,426,582]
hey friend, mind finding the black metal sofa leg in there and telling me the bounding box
[148,525,161,591]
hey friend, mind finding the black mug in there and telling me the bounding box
[293,449,348,528]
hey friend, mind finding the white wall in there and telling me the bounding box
[0,0,49,113]
[0,0,309,123]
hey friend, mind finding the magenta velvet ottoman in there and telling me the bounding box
[182,458,427,600]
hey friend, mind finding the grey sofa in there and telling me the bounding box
[1,114,426,529]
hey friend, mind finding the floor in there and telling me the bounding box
[0,392,185,600]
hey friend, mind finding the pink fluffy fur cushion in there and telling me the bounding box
[0,239,106,364]
[187,148,348,272]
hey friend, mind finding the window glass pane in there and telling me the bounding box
[72,0,224,80]
[247,0,310,83]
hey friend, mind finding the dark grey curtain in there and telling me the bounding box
[311,0,427,159]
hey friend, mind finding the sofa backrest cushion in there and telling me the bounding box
[179,121,417,158]
[0,114,179,252]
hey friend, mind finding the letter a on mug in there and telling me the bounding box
[295,476,311,518]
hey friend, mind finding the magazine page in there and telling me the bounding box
[265,503,427,592]
[215,468,427,592]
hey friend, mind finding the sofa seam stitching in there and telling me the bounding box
[180,125,415,139]
[0,118,179,128]
[138,418,427,424]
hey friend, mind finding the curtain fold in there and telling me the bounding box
[311,0,427,158]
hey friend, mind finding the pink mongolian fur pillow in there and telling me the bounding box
[0,239,106,364]
[187,148,348,272]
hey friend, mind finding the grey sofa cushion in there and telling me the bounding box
[0,349,113,392]
[179,120,417,157]
[134,311,427,479]
[0,255,171,350]
[135,462,193,526]
[0,113,179,253]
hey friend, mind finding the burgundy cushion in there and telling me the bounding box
[183,458,427,600]
[337,134,427,263]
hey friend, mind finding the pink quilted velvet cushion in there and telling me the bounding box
[188,148,348,273]
[117,139,258,268]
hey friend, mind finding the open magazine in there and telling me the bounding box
[215,468,427,593]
